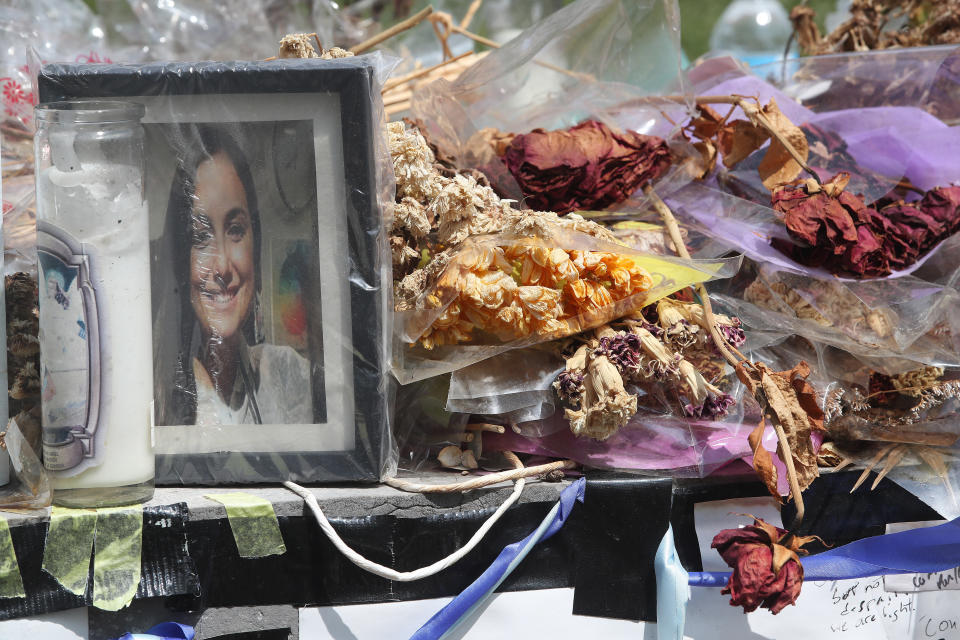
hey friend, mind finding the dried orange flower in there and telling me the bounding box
[416,241,653,349]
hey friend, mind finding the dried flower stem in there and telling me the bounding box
[385,459,577,493]
[466,422,507,434]
[646,185,806,529]
[863,383,943,401]
[352,5,435,54]
[645,187,743,366]
[460,0,483,29]
[438,17,594,82]
[382,50,474,92]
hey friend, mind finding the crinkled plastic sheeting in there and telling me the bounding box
[394,226,741,383]
[37,55,398,484]
[410,0,693,204]
[751,45,960,124]
[0,417,50,510]
[668,71,960,373]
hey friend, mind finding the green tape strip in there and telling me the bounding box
[42,506,97,596]
[0,516,25,598]
[205,492,287,558]
[92,506,143,611]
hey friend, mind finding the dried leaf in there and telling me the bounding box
[771,541,800,574]
[718,119,770,168]
[749,421,780,502]
[689,104,727,140]
[755,99,809,190]
[735,361,759,394]
[691,139,718,179]
[757,361,824,496]
[916,446,958,508]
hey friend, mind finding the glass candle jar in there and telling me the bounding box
[34,101,154,507]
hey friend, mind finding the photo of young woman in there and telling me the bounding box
[153,124,320,427]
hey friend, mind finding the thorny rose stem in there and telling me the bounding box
[645,185,806,533]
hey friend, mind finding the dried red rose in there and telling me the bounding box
[502,120,671,214]
[771,173,890,277]
[920,186,960,236]
[711,517,817,615]
[771,174,960,278]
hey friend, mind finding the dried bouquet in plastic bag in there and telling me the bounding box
[388,120,739,383]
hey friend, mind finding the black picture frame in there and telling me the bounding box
[38,58,391,484]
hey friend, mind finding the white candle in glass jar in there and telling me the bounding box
[35,105,154,502]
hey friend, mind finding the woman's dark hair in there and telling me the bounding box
[164,124,262,425]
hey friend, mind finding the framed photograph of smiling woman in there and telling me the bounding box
[38,57,394,484]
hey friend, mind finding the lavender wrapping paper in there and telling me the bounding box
[485,413,753,477]
[669,74,960,282]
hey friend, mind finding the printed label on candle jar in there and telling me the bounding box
[37,221,103,474]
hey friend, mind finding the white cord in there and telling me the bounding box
[283,477,525,582]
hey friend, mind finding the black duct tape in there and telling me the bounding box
[0,471,946,622]
[571,472,674,622]
[178,496,576,611]
[780,470,943,551]
[0,502,197,620]
[137,503,200,599]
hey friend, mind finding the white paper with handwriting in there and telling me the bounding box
[692,498,960,640]
[883,521,960,594]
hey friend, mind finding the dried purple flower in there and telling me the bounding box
[596,333,643,371]
[718,321,746,348]
[640,320,664,339]
[685,392,736,419]
[554,370,585,405]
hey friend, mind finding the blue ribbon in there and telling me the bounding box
[114,622,195,640]
[689,516,960,586]
[410,477,586,640]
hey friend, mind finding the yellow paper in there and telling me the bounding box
[629,255,732,307]
[91,506,143,611]
[611,221,664,231]
[205,492,287,558]
[42,506,97,596]
[0,516,25,598]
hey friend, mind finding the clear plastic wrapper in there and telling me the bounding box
[714,259,960,372]
[446,346,563,424]
[0,413,51,510]
[395,287,757,475]
[665,69,960,369]
[37,55,397,484]
[393,224,742,383]
[123,0,350,62]
[750,45,960,124]
[410,0,692,204]
[1,172,37,277]
[0,0,112,130]
[393,370,755,477]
